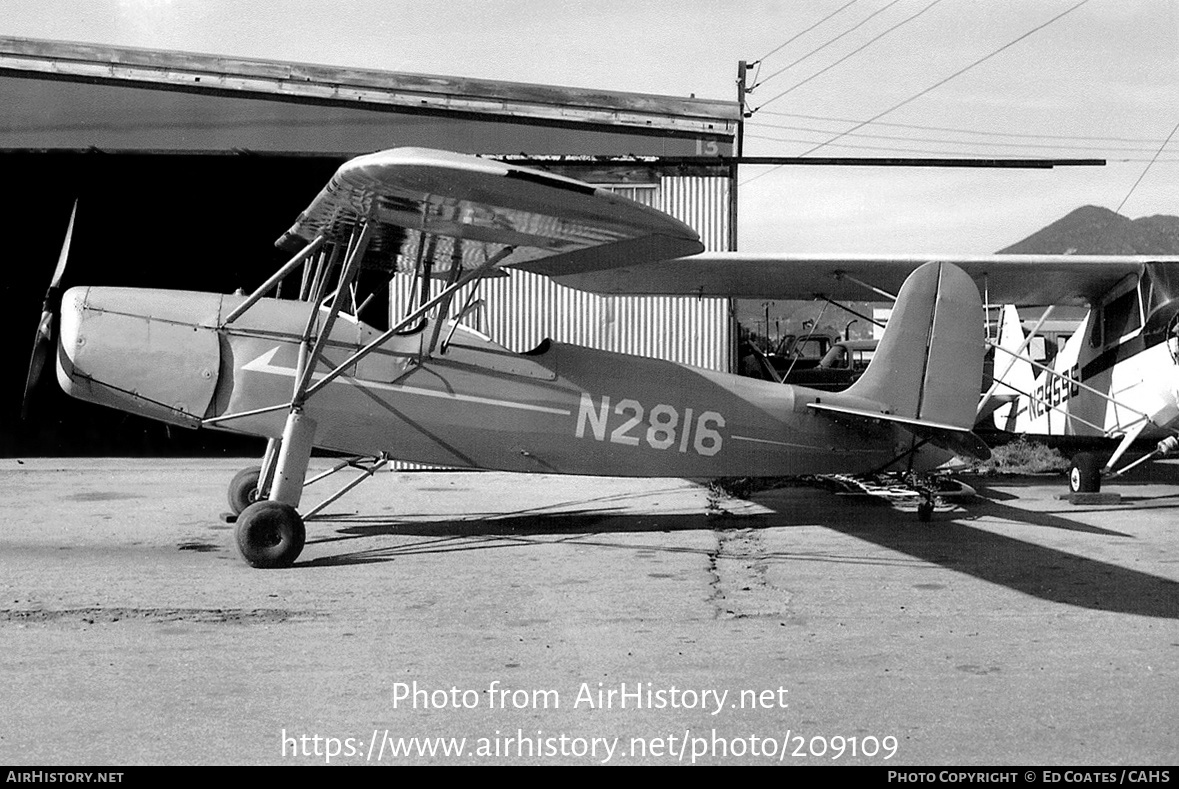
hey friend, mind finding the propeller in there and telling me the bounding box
[22,201,77,419]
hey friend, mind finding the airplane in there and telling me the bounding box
[549,249,1179,495]
[986,298,1179,493]
[24,147,994,568]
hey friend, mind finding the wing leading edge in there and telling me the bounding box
[549,252,1179,307]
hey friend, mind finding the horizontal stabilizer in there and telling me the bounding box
[808,402,992,461]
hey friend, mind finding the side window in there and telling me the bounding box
[1029,336,1048,364]
[1102,289,1141,344]
[1091,277,1143,349]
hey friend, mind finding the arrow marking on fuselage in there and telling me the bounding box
[242,346,572,416]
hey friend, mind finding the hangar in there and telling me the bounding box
[0,36,739,456]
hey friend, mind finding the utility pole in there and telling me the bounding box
[736,60,748,159]
[730,60,748,255]
[727,61,750,374]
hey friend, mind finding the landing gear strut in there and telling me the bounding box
[229,412,317,568]
[224,433,389,567]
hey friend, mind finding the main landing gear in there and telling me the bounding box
[230,462,305,570]
[1065,436,1179,497]
[1068,452,1102,494]
[225,442,306,569]
[235,501,306,569]
[225,430,391,568]
[231,412,316,569]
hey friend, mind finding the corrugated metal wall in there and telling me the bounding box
[391,175,734,371]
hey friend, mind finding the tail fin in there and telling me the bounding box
[846,261,984,429]
[808,261,989,460]
[985,304,1036,430]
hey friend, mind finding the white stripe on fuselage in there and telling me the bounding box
[730,434,881,453]
[242,346,572,416]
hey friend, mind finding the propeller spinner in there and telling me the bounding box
[22,201,77,419]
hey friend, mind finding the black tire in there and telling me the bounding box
[1069,452,1102,493]
[235,501,305,569]
[228,466,264,515]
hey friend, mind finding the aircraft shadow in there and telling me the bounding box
[297,483,1179,619]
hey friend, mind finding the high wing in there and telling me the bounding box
[549,252,1179,307]
[276,147,703,277]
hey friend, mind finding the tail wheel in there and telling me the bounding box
[235,501,305,569]
[917,499,934,522]
[228,466,264,515]
[1068,452,1102,493]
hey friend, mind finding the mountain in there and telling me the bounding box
[999,206,1179,254]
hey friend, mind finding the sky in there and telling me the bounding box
[4,0,1178,259]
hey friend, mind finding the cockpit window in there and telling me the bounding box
[1102,288,1141,344]
[1091,276,1143,348]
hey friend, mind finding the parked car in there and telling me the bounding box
[779,339,877,391]
[765,332,840,377]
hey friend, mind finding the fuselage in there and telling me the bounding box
[994,309,1179,440]
[56,286,953,477]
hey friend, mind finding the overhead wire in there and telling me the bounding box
[756,109,1179,146]
[742,130,1179,162]
[754,0,946,110]
[752,0,903,90]
[1111,118,1179,216]
[1088,117,1179,249]
[750,0,860,82]
[741,0,1093,186]
[745,119,1179,156]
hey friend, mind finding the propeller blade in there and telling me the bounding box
[22,312,54,420]
[49,200,77,290]
[21,201,78,419]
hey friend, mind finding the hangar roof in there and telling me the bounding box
[0,36,737,147]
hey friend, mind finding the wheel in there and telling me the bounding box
[917,500,934,522]
[1068,452,1102,493]
[234,501,305,569]
[228,466,264,515]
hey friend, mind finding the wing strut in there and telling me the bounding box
[834,270,897,301]
[988,340,1155,427]
[221,234,325,327]
[422,240,467,360]
[292,222,374,405]
[977,306,1055,418]
[303,246,516,400]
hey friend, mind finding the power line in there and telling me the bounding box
[752,0,859,67]
[801,0,1092,156]
[754,0,946,111]
[743,131,1179,161]
[1113,118,1179,215]
[746,119,1177,154]
[742,0,1092,186]
[755,109,1178,145]
[752,0,903,90]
